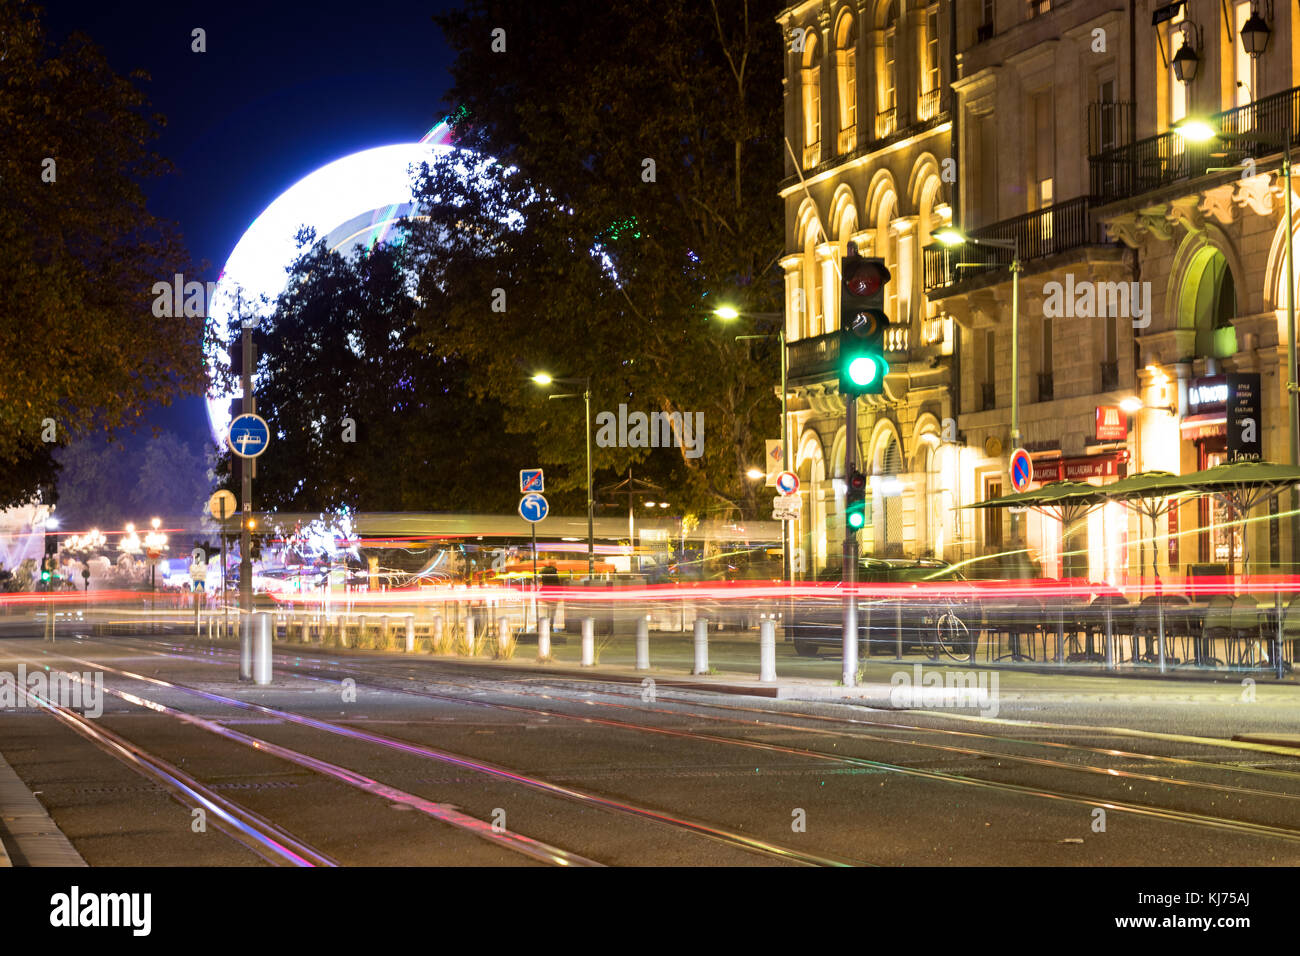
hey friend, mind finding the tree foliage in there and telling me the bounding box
[412,0,786,518]
[222,237,537,515]
[0,1,203,506]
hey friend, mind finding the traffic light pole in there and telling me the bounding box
[841,395,859,688]
[240,325,254,680]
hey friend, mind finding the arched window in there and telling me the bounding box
[918,2,940,120]
[801,34,822,168]
[835,13,857,153]
[873,435,904,558]
[878,1,899,138]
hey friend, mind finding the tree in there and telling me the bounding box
[0,1,204,507]
[53,431,212,529]
[220,236,539,515]
[412,0,785,519]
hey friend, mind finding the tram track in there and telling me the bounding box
[52,637,1300,849]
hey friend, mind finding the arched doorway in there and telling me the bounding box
[872,434,904,557]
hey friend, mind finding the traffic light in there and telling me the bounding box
[845,469,867,531]
[839,248,891,396]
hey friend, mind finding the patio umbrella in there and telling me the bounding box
[1178,461,1300,578]
[964,480,1106,578]
[1102,471,1182,590]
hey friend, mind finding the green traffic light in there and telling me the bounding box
[848,356,879,387]
[847,511,865,530]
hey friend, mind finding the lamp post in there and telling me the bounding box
[935,228,1023,539]
[533,373,593,579]
[714,306,791,585]
[1175,115,1298,570]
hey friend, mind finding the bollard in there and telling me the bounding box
[497,617,511,657]
[432,614,444,653]
[760,619,776,682]
[538,616,551,660]
[635,617,650,671]
[693,618,709,675]
[1104,602,1115,671]
[380,614,390,650]
[405,616,415,653]
[465,615,476,655]
[358,614,367,648]
[581,617,595,667]
[253,612,272,685]
[239,615,253,681]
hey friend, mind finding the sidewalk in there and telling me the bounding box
[0,750,85,867]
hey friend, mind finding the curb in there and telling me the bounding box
[0,751,86,867]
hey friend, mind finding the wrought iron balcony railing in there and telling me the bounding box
[1090,85,1300,205]
[922,196,1107,295]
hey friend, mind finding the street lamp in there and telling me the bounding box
[714,305,791,582]
[745,467,765,480]
[935,227,1022,537]
[1175,114,1298,567]
[533,372,594,579]
[1119,396,1175,415]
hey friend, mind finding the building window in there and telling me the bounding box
[835,13,857,153]
[801,34,821,169]
[1097,78,1118,152]
[984,476,1003,549]
[878,2,898,138]
[983,329,997,409]
[1039,317,1054,401]
[919,4,941,120]
[1164,10,1187,128]
[1233,0,1253,113]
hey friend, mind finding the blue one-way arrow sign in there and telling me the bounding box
[227,413,270,459]
[519,493,549,523]
[520,468,544,493]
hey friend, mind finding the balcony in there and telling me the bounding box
[923,196,1110,296]
[837,124,857,155]
[1100,360,1119,391]
[1090,85,1300,206]
[917,88,941,122]
[980,382,996,412]
[801,140,821,171]
[876,107,897,139]
[1037,372,1054,403]
[786,326,912,385]
[786,331,838,384]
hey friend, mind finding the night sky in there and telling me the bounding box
[43,0,462,447]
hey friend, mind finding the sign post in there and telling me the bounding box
[519,483,548,635]
[209,490,236,643]
[227,402,269,681]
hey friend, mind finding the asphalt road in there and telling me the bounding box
[2,628,1300,866]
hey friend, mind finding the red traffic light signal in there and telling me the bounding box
[843,257,889,299]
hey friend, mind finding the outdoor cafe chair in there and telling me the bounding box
[1082,592,1133,664]
[983,595,1042,663]
[1227,595,1264,668]
[1198,595,1234,667]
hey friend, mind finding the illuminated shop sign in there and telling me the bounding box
[1188,376,1227,413]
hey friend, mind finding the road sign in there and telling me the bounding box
[189,563,206,583]
[1009,447,1033,492]
[520,469,544,493]
[775,470,800,496]
[519,493,549,523]
[227,413,270,458]
[772,495,802,520]
[209,489,237,520]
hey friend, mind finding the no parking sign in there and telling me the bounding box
[1009,448,1033,492]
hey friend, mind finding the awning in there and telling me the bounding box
[1180,412,1226,440]
[1031,452,1125,483]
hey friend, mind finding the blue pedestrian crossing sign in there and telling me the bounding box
[520,468,544,493]
[519,493,549,523]
[227,413,270,459]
